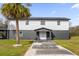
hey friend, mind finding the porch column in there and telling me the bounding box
[50,32,51,40]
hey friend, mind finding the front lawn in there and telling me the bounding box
[0,40,33,56]
[54,36,79,55]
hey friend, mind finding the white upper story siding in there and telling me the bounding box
[8,20,69,30]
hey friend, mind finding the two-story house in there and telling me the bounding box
[8,17,70,40]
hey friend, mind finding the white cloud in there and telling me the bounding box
[72,4,79,8]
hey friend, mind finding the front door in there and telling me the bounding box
[39,32,46,40]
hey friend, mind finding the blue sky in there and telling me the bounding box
[0,3,79,26]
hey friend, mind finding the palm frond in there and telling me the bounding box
[1,3,31,19]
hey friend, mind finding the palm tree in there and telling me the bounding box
[1,3,31,44]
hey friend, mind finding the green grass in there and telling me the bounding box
[0,40,33,56]
[54,36,79,55]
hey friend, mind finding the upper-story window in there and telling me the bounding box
[26,20,29,25]
[41,20,45,25]
[57,20,60,25]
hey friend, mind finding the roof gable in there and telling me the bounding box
[34,27,52,31]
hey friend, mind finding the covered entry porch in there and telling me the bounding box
[34,28,54,41]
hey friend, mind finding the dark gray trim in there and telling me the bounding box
[7,17,70,20]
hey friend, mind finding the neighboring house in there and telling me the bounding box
[7,17,70,40]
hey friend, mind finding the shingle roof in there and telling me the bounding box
[29,17,70,20]
[8,17,70,20]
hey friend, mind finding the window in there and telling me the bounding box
[26,20,29,25]
[57,20,60,25]
[19,31,23,37]
[41,20,45,25]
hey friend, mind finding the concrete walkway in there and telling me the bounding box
[25,41,77,56]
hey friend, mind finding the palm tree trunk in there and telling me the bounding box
[16,19,20,44]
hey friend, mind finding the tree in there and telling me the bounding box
[1,3,31,44]
[70,26,79,36]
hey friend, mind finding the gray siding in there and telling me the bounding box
[20,30,36,39]
[52,30,69,39]
[9,30,69,39]
[9,30,16,39]
[9,30,36,40]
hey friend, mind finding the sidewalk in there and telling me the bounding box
[24,41,77,56]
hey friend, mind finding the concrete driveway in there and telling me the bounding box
[25,41,76,56]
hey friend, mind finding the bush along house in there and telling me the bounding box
[0,20,9,39]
